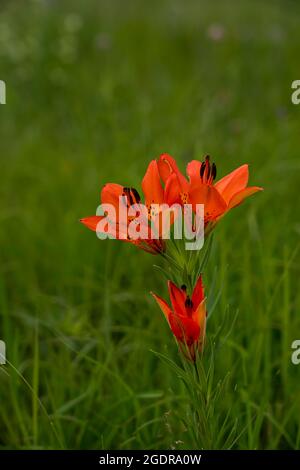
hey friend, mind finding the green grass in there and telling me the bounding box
[0,0,300,449]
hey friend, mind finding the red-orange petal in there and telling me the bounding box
[164,172,183,206]
[186,160,202,186]
[158,153,188,188]
[80,216,125,239]
[101,183,124,210]
[158,153,179,182]
[191,275,205,310]
[168,313,200,345]
[227,186,263,210]
[80,216,103,231]
[111,230,163,254]
[189,184,227,222]
[151,292,172,320]
[215,164,249,204]
[192,299,206,351]
[168,280,187,317]
[142,160,164,208]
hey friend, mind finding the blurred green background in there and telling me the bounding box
[0,0,300,449]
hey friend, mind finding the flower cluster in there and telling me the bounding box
[81,153,262,360]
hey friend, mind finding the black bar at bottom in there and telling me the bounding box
[0,450,300,470]
[0,450,298,467]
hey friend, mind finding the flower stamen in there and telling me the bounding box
[200,155,217,185]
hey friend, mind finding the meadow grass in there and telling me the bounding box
[0,0,300,449]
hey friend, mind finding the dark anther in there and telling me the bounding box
[130,188,141,203]
[185,297,193,308]
[181,284,187,291]
[122,187,132,205]
[200,162,206,178]
[211,162,217,180]
[199,155,217,183]
[123,187,141,205]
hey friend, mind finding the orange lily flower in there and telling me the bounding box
[81,160,168,254]
[187,155,263,228]
[151,275,206,361]
[81,182,165,254]
[156,153,263,230]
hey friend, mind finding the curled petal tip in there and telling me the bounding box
[80,215,102,231]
